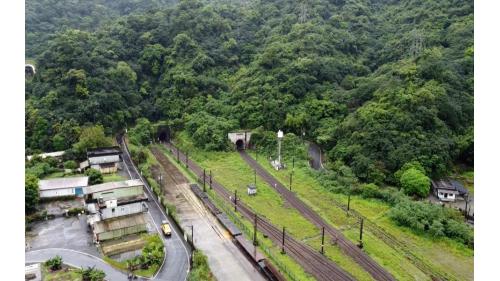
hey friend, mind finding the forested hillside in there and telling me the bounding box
[25,0,473,185]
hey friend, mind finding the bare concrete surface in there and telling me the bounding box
[168,183,265,281]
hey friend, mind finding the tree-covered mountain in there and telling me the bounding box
[25,0,473,184]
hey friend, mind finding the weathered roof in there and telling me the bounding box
[87,146,122,157]
[39,177,89,190]
[436,188,459,194]
[432,179,468,195]
[247,184,257,190]
[80,160,89,169]
[100,202,148,220]
[93,213,146,234]
[450,180,468,195]
[84,179,144,194]
[89,155,120,165]
[27,151,65,161]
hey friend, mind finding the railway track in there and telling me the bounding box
[163,143,355,281]
[238,151,396,281]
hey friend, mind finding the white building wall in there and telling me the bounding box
[40,188,75,198]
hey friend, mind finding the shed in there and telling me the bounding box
[38,176,89,198]
[92,212,147,242]
[247,184,257,195]
[87,146,122,174]
[431,180,460,202]
[84,179,146,205]
[100,202,148,220]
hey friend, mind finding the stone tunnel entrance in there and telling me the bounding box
[236,139,245,151]
[156,126,170,143]
[228,131,252,150]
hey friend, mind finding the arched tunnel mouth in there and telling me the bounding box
[236,139,245,150]
[157,127,170,142]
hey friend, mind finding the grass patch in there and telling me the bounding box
[103,173,126,183]
[41,264,80,281]
[252,146,473,281]
[171,132,379,281]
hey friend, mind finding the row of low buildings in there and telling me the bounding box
[37,147,150,245]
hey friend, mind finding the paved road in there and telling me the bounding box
[119,137,191,281]
[26,248,127,280]
[308,142,324,170]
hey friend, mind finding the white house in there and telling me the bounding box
[431,180,460,202]
[86,147,122,174]
[38,176,89,198]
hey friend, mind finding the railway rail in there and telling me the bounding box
[163,142,355,281]
[238,151,396,281]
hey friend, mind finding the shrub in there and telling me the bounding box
[79,266,106,281]
[64,160,78,170]
[85,168,103,185]
[399,167,431,198]
[188,250,214,281]
[45,256,63,271]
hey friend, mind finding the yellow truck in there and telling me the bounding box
[161,220,172,237]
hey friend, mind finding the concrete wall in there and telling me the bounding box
[40,188,75,198]
[228,132,252,149]
[96,224,147,241]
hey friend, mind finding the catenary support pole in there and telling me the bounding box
[321,226,325,255]
[234,190,238,212]
[253,213,258,246]
[281,227,286,254]
[209,170,212,189]
[203,169,206,192]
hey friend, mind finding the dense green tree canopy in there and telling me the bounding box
[26,0,473,184]
[25,174,39,213]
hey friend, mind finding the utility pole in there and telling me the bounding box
[320,226,325,255]
[281,227,286,254]
[191,225,194,247]
[289,172,293,191]
[253,213,258,246]
[234,190,238,212]
[203,169,206,192]
[359,218,364,249]
[185,152,189,168]
[292,157,295,170]
[176,148,180,163]
[209,170,212,189]
[347,193,351,214]
[255,147,258,161]
[254,169,257,187]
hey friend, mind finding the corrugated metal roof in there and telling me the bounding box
[93,213,146,234]
[27,151,65,161]
[84,179,144,194]
[89,155,120,165]
[39,177,89,190]
[100,202,148,220]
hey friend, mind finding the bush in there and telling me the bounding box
[79,266,106,281]
[388,200,473,246]
[45,256,63,271]
[67,207,85,216]
[188,250,214,281]
[64,160,78,170]
[85,168,103,185]
[399,168,431,198]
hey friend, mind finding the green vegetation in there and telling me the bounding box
[399,168,431,198]
[104,234,164,278]
[85,168,103,185]
[41,263,81,281]
[63,160,78,170]
[129,118,154,146]
[26,0,473,183]
[25,174,39,213]
[188,250,215,281]
[77,266,106,281]
[73,125,113,155]
[45,255,63,271]
[102,173,126,183]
